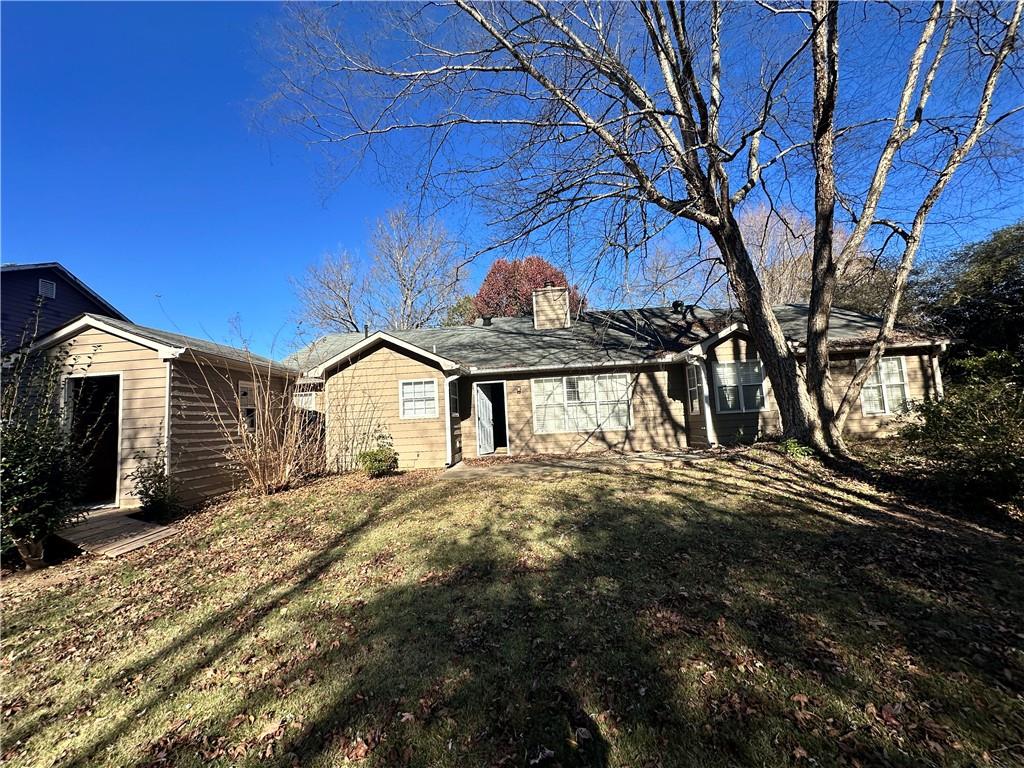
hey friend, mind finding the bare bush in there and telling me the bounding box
[181,352,324,496]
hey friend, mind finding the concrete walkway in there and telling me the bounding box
[60,509,178,558]
[443,450,717,480]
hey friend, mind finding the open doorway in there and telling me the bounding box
[66,374,121,506]
[474,381,508,456]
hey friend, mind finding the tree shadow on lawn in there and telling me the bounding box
[22,455,1024,768]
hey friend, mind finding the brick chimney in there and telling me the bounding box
[532,282,571,330]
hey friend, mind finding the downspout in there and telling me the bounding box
[443,373,459,467]
[696,357,718,446]
[932,342,946,400]
[164,360,173,474]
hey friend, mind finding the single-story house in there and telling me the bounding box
[290,286,947,471]
[31,313,295,509]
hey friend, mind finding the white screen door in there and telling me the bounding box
[476,384,494,455]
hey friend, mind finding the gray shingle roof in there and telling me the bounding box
[288,303,926,375]
[81,314,293,371]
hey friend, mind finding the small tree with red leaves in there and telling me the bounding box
[473,256,584,319]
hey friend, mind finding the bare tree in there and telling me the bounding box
[269,1,1022,455]
[296,207,466,333]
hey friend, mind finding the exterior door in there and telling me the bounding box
[476,384,494,455]
[66,374,120,505]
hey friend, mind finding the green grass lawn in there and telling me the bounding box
[2,448,1022,767]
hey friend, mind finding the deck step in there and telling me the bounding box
[60,514,178,558]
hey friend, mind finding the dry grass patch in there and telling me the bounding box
[2,450,1022,767]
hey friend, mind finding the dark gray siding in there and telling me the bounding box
[1,266,121,353]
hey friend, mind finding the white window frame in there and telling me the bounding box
[293,391,317,411]
[712,359,767,414]
[449,381,460,418]
[530,373,633,434]
[859,356,910,415]
[685,363,703,415]
[399,378,439,419]
[238,380,257,431]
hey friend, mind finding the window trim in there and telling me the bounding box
[712,358,768,414]
[530,373,633,435]
[398,378,439,420]
[685,363,703,415]
[238,380,258,431]
[449,380,460,418]
[859,355,909,416]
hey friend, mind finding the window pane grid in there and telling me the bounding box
[859,357,909,415]
[400,380,437,418]
[713,360,764,413]
[531,374,632,434]
[685,364,702,415]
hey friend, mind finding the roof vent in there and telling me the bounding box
[38,279,56,299]
[482,316,492,326]
[671,300,686,314]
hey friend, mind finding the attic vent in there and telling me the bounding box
[38,279,56,299]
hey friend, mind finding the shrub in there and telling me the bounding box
[900,352,1024,507]
[357,426,399,477]
[0,348,90,568]
[778,438,814,459]
[128,449,181,520]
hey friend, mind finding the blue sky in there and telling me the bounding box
[2,2,413,356]
[3,3,1021,357]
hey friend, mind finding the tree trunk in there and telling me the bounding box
[806,0,848,455]
[14,538,47,570]
[712,217,829,453]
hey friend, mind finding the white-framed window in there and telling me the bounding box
[860,356,910,415]
[400,379,438,419]
[713,359,766,413]
[293,391,317,411]
[238,380,257,431]
[685,363,703,415]
[531,373,632,434]
[449,382,460,417]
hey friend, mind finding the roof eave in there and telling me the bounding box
[30,314,185,359]
[309,330,462,378]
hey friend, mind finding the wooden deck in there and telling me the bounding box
[60,510,178,558]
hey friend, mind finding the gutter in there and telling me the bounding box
[467,355,676,377]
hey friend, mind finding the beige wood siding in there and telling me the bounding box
[459,366,688,460]
[323,344,448,470]
[706,335,782,443]
[168,358,241,504]
[54,328,167,508]
[831,349,939,437]
[705,333,941,442]
[532,287,571,329]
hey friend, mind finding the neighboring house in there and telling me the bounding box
[290,286,947,471]
[1,262,129,354]
[32,314,294,509]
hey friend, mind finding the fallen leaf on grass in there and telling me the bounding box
[259,718,284,741]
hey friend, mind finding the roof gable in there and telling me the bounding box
[308,331,461,378]
[1,262,128,321]
[31,314,295,373]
